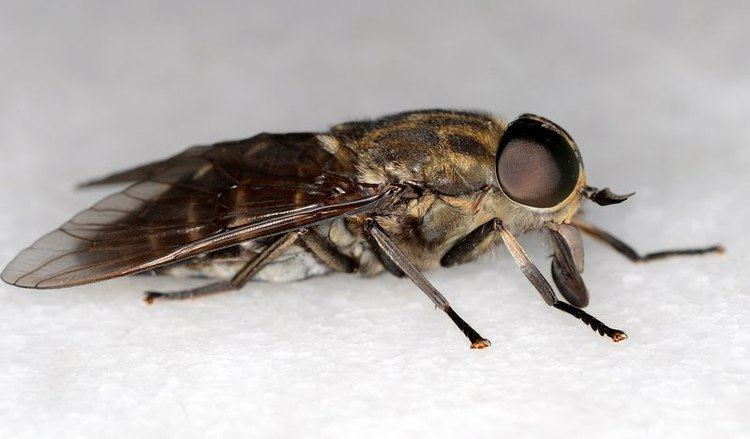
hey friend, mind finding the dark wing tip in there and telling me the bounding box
[76,145,212,189]
[76,170,151,189]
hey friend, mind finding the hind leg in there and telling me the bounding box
[144,231,301,303]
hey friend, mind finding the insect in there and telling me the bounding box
[2,110,724,348]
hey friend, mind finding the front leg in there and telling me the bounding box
[495,221,627,342]
[441,219,627,342]
[571,218,724,263]
[364,218,490,349]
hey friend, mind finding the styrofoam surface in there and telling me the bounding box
[1,1,747,438]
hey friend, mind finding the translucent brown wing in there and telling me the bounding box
[2,133,388,289]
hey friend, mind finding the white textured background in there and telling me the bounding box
[1,1,748,438]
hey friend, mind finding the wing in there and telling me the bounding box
[2,133,389,289]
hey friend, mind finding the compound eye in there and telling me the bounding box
[496,117,580,208]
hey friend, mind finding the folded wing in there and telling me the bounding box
[2,133,382,289]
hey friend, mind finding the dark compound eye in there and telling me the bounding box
[496,117,580,208]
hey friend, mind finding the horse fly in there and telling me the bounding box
[2,110,724,348]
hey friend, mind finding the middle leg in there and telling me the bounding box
[364,218,491,349]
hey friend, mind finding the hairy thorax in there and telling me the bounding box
[333,110,581,270]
